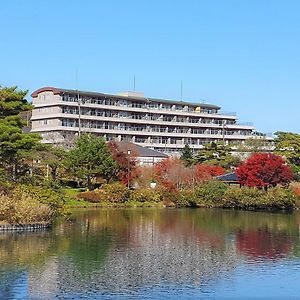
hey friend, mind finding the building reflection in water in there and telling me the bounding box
[0,209,298,298]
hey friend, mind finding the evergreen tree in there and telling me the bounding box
[194,142,239,169]
[66,134,117,189]
[274,131,300,175]
[0,86,41,180]
[180,144,194,166]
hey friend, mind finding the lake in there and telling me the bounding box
[1,208,300,299]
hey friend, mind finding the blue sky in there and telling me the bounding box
[1,0,300,134]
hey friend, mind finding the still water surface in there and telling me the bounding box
[1,208,300,299]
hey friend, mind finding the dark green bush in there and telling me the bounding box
[222,187,264,208]
[222,187,295,210]
[263,187,295,209]
[177,190,194,207]
[192,181,228,207]
[15,185,66,215]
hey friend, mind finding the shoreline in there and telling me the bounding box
[0,223,52,231]
[65,201,296,212]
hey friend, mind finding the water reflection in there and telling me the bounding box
[0,208,299,299]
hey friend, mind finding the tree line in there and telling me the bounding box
[1,85,300,191]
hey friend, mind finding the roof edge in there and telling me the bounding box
[31,87,62,98]
[30,86,220,109]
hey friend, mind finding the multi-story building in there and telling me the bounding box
[30,86,266,154]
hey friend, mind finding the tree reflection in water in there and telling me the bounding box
[0,208,299,298]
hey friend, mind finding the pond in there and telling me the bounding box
[1,208,300,299]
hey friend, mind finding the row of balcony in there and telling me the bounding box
[60,94,237,116]
[61,107,238,125]
[59,119,252,137]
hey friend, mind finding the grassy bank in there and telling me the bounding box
[65,181,299,211]
[0,183,65,225]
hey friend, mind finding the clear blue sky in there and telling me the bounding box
[1,0,300,134]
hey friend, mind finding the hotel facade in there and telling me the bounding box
[30,87,267,154]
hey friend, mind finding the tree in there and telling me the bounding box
[154,158,192,190]
[154,158,225,190]
[242,137,268,153]
[0,86,41,180]
[107,141,140,185]
[236,153,293,189]
[66,134,117,189]
[274,131,300,175]
[194,164,225,180]
[23,144,67,181]
[180,144,194,166]
[0,86,32,117]
[194,142,239,169]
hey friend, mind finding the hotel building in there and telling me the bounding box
[30,87,265,154]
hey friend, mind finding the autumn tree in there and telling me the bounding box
[155,158,192,190]
[194,164,224,181]
[155,158,225,190]
[236,153,293,189]
[107,141,140,185]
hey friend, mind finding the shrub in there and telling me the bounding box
[15,185,65,215]
[263,187,295,210]
[0,192,54,224]
[290,182,300,196]
[222,187,264,209]
[78,182,130,203]
[129,188,163,203]
[192,181,228,207]
[222,187,295,210]
[177,190,194,207]
[77,191,102,203]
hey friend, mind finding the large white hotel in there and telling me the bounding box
[30,87,267,154]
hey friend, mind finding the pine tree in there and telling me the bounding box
[180,144,194,166]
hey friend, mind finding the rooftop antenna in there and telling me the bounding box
[133,74,136,91]
[180,80,183,101]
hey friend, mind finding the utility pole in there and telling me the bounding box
[127,149,131,188]
[78,90,81,136]
[222,120,226,145]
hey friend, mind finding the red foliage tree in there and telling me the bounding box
[107,141,140,184]
[195,164,225,181]
[236,153,293,188]
[154,158,189,191]
[155,158,225,191]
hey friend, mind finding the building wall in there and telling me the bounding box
[30,88,267,154]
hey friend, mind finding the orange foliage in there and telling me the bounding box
[291,186,300,196]
[194,164,225,181]
[154,158,225,191]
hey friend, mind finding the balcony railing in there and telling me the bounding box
[58,109,252,128]
[61,95,233,116]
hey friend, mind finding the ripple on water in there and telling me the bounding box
[0,208,300,299]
